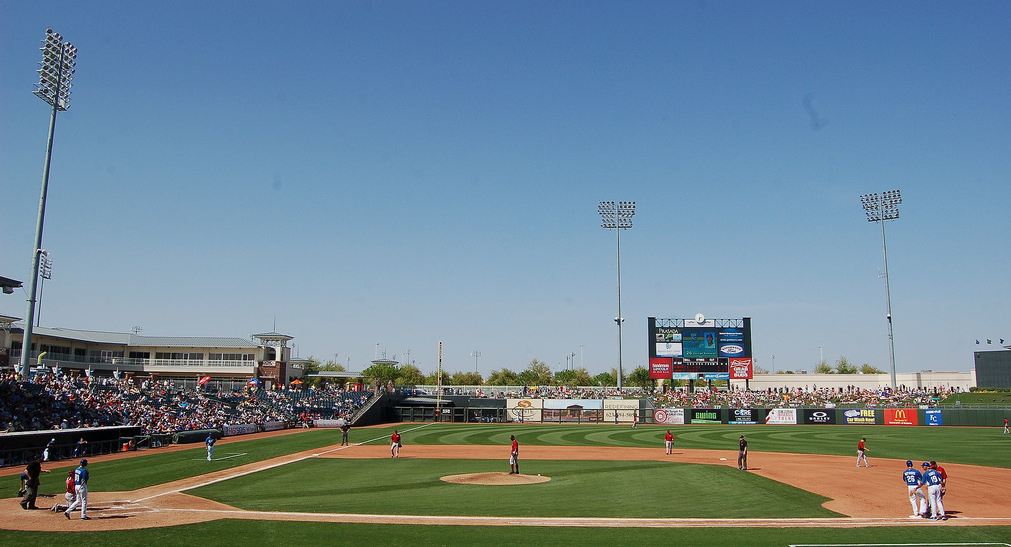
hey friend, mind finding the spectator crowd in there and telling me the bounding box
[651,385,955,409]
[0,371,373,434]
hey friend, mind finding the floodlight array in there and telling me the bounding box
[860,189,901,222]
[599,200,636,229]
[33,28,77,111]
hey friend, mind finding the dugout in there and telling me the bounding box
[0,425,140,468]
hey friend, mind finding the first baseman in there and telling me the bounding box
[921,461,946,520]
[64,459,90,520]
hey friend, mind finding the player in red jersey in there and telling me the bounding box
[509,434,519,474]
[664,430,674,455]
[856,437,870,468]
[1003,418,1009,434]
[390,430,401,458]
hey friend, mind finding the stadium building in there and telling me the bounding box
[0,316,301,388]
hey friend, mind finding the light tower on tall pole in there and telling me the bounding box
[598,200,635,390]
[21,28,77,380]
[36,251,53,327]
[860,189,902,388]
[471,350,481,373]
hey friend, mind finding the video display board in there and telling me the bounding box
[647,317,753,379]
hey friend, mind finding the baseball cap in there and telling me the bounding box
[921,461,930,468]
[906,460,913,467]
[80,459,88,466]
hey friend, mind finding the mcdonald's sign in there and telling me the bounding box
[884,408,918,426]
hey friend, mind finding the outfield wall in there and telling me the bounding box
[389,399,1009,427]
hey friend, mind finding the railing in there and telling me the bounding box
[9,350,254,369]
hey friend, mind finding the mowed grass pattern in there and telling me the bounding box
[384,422,1011,468]
[2,520,1011,546]
[188,458,839,518]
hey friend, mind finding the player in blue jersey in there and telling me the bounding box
[921,461,946,520]
[902,460,926,518]
[64,459,90,520]
[205,433,216,461]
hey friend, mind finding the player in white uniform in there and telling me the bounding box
[921,461,946,520]
[64,459,90,520]
[205,434,216,461]
[901,460,926,518]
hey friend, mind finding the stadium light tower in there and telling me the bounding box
[21,28,77,380]
[598,200,635,390]
[860,189,902,389]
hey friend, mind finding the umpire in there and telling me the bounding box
[738,435,748,471]
[20,458,48,510]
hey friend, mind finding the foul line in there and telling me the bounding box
[132,422,434,504]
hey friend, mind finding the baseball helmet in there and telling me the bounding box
[905,460,913,467]
[80,459,88,466]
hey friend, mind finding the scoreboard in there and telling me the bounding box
[647,316,753,380]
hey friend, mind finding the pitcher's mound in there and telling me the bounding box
[440,472,551,485]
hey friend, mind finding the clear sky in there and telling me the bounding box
[2,1,1009,376]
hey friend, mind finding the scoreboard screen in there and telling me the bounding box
[648,317,753,380]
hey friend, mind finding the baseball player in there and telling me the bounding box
[856,437,870,468]
[43,438,56,461]
[921,461,946,520]
[931,461,948,499]
[902,460,926,518]
[664,430,674,455]
[1003,418,1008,434]
[64,459,90,520]
[632,412,638,429]
[52,470,76,512]
[738,435,748,471]
[391,430,401,458]
[205,433,216,461]
[509,434,520,474]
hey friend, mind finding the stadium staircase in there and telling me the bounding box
[350,391,386,426]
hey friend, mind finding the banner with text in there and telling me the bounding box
[507,398,543,422]
[603,399,640,423]
[728,357,753,380]
[649,357,674,379]
[802,409,836,425]
[690,408,723,424]
[884,408,919,426]
[925,409,943,426]
[653,408,686,425]
[841,408,877,425]
[728,408,765,424]
[223,423,258,436]
[765,408,797,425]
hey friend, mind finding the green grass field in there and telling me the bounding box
[1,520,1010,547]
[942,392,1011,406]
[394,422,1011,468]
[4,422,1011,546]
[189,458,838,518]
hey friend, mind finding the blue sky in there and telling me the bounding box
[2,1,1009,375]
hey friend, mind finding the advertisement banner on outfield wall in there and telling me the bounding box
[223,423,258,436]
[842,409,877,425]
[765,408,797,425]
[603,399,640,423]
[653,408,686,424]
[802,409,836,424]
[262,421,285,432]
[925,409,943,426]
[728,408,765,424]
[884,408,919,426]
[507,398,543,422]
[543,399,604,410]
[690,408,722,424]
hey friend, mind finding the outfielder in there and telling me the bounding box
[205,433,216,461]
[1003,418,1008,434]
[922,461,946,520]
[856,437,870,467]
[64,459,90,520]
[664,430,674,455]
[902,460,926,518]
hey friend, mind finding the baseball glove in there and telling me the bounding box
[16,488,26,497]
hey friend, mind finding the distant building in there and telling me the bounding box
[2,320,301,388]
